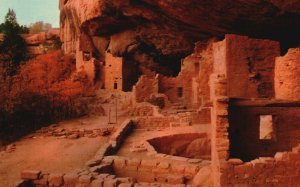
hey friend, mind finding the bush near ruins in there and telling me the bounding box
[0,50,90,143]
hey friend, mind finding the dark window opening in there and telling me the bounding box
[114,82,118,90]
[177,87,183,98]
[83,52,91,61]
[228,100,285,162]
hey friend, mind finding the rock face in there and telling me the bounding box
[59,0,300,77]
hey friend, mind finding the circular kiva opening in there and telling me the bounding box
[147,133,211,159]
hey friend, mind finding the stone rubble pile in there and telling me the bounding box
[31,125,115,139]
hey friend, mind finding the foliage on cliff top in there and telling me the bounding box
[0,9,29,76]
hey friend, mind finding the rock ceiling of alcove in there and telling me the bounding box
[78,0,300,45]
[61,0,300,75]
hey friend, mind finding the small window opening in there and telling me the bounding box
[177,87,183,98]
[114,82,118,90]
[83,52,91,61]
[259,115,275,140]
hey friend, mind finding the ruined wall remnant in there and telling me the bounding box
[275,48,300,101]
[213,35,280,99]
[195,40,214,106]
[209,36,300,187]
[157,41,214,107]
[209,73,229,187]
[133,75,158,103]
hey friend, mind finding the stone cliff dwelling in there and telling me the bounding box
[11,0,300,187]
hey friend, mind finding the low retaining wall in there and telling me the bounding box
[134,109,211,130]
[18,169,136,187]
[34,126,115,139]
[222,143,300,186]
[85,119,134,169]
[102,155,201,184]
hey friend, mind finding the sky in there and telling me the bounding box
[0,0,59,27]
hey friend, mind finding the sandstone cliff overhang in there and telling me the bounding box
[59,0,300,76]
[60,0,300,48]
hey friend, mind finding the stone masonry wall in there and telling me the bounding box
[132,75,158,103]
[275,48,300,101]
[222,144,300,186]
[210,73,230,187]
[109,155,200,184]
[134,110,209,130]
[226,35,280,98]
[195,41,214,107]
[158,72,193,107]
[105,52,123,90]
[210,36,300,187]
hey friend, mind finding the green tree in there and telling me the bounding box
[0,9,29,77]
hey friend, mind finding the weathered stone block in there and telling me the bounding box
[102,157,115,165]
[234,164,252,174]
[96,173,110,179]
[166,174,184,184]
[118,183,133,187]
[157,162,170,169]
[49,173,64,187]
[140,160,158,170]
[91,179,104,187]
[116,177,135,183]
[228,158,244,165]
[33,174,48,186]
[126,159,141,171]
[113,157,126,169]
[86,159,102,167]
[171,164,186,174]
[78,174,92,186]
[184,165,199,178]
[21,170,41,180]
[103,179,119,187]
[64,173,79,187]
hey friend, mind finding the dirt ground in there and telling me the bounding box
[0,115,117,187]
